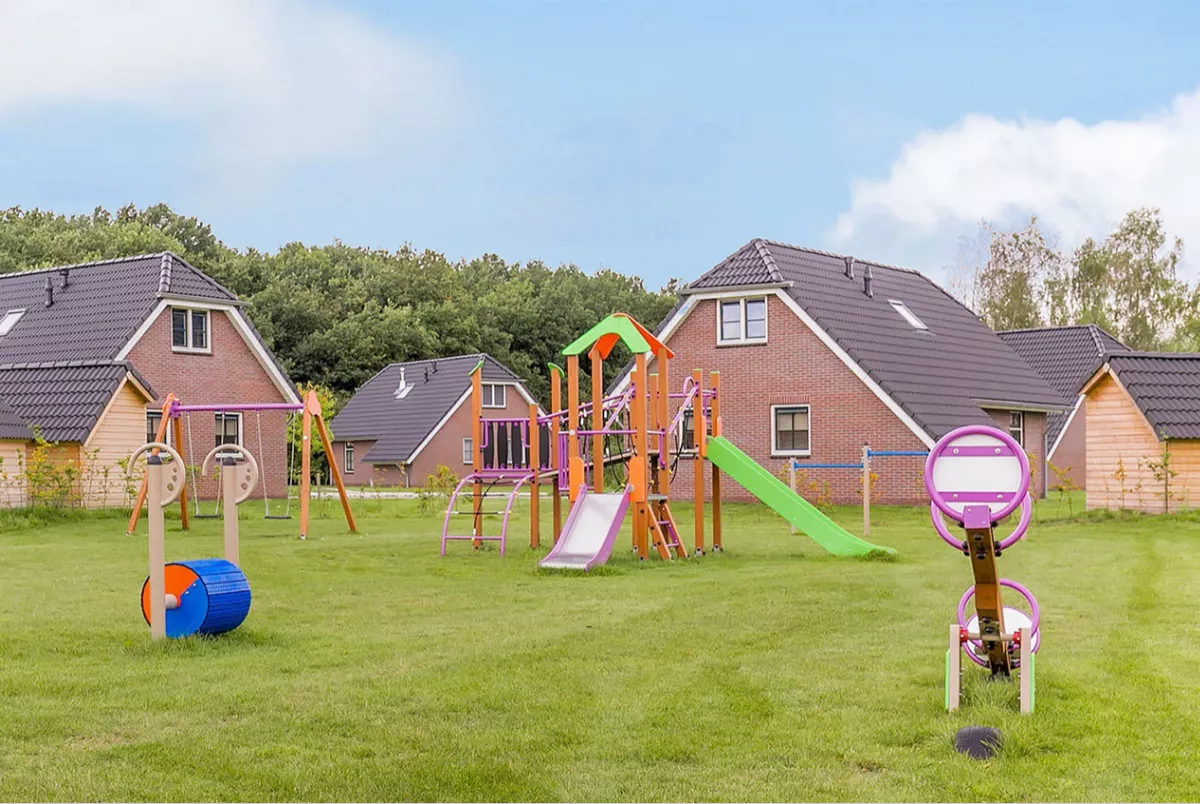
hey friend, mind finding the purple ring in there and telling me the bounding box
[955,579,1041,667]
[931,494,1032,551]
[924,424,1030,525]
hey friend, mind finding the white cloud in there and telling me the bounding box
[831,87,1200,272]
[0,0,462,169]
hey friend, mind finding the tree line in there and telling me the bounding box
[0,205,679,407]
[950,208,1191,350]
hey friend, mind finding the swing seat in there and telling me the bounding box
[264,514,292,520]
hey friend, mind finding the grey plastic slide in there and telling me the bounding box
[539,487,631,571]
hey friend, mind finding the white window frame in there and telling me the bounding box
[171,306,212,354]
[462,437,474,465]
[0,308,26,337]
[480,384,507,409]
[344,441,355,474]
[1009,411,1025,447]
[146,410,172,445]
[214,412,242,458]
[888,299,928,331]
[770,404,812,457]
[716,297,768,345]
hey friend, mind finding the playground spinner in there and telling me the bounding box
[926,424,1041,714]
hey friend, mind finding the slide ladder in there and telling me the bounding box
[705,436,894,557]
[648,498,687,560]
[441,470,534,556]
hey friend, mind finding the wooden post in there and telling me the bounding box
[313,407,356,534]
[1019,626,1033,714]
[127,395,176,535]
[550,364,563,542]
[965,521,1011,675]
[862,443,871,538]
[693,369,705,556]
[299,403,313,540]
[788,461,797,535]
[567,355,580,503]
[147,455,166,642]
[222,457,239,566]
[590,348,604,493]
[471,365,483,547]
[529,402,540,549]
[946,623,961,712]
[710,370,722,552]
[633,353,649,559]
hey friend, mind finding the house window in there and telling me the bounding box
[717,297,768,344]
[344,442,355,474]
[0,308,25,337]
[146,411,171,445]
[171,307,211,353]
[1009,412,1024,447]
[771,405,811,456]
[214,412,242,452]
[480,384,506,409]
[888,300,928,331]
[462,437,474,464]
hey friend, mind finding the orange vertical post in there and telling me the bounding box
[529,402,540,549]
[567,355,581,501]
[313,399,357,534]
[126,394,176,535]
[590,348,604,493]
[648,373,660,469]
[710,370,722,552]
[171,409,190,531]
[693,369,706,555]
[632,353,649,559]
[549,364,563,542]
[471,364,483,547]
[657,347,670,494]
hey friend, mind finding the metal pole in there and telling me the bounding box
[788,460,797,535]
[862,443,871,538]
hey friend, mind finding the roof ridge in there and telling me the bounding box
[0,251,174,279]
[0,358,129,371]
[158,251,240,301]
[1000,324,1097,334]
[1109,351,1200,359]
[158,253,173,294]
[1086,324,1106,357]
[751,238,785,283]
[759,238,924,276]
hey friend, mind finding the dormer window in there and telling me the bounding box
[888,300,928,331]
[171,307,211,353]
[481,384,506,409]
[0,309,25,337]
[717,297,768,345]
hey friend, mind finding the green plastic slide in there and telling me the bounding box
[705,436,895,557]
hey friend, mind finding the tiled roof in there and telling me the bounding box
[0,252,237,365]
[0,396,32,440]
[999,324,1129,446]
[329,354,525,463]
[1102,353,1200,440]
[0,362,150,442]
[678,238,1069,440]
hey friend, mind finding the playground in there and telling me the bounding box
[2,497,1200,801]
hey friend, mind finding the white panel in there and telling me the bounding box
[930,432,1024,514]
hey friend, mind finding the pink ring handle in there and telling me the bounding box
[924,424,1030,525]
[931,494,1032,551]
[956,579,1041,667]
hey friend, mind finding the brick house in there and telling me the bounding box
[622,239,1068,504]
[999,324,1129,491]
[329,355,538,487]
[0,253,297,507]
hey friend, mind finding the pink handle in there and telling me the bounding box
[931,494,1032,551]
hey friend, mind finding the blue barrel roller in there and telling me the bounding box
[141,558,252,638]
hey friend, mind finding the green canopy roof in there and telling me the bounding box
[561,314,653,357]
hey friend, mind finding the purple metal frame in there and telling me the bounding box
[924,424,1030,525]
[168,400,303,418]
[932,494,1033,551]
[440,469,534,556]
[956,579,1042,667]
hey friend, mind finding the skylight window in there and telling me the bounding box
[0,309,25,337]
[889,300,928,331]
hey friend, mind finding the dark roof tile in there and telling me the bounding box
[0,362,144,442]
[1104,353,1200,439]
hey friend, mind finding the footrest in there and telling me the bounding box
[443,535,504,542]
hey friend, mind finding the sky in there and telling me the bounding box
[2,0,1198,287]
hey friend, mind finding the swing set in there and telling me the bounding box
[126,390,357,539]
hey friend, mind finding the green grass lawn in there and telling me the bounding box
[2,493,1200,801]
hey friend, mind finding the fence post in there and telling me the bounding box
[862,443,871,538]
[788,460,797,535]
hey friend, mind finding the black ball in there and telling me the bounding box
[953,726,1002,760]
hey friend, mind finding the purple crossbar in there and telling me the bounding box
[942,491,1019,503]
[169,401,303,417]
[943,445,1018,457]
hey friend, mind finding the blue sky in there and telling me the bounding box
[2,1,1197,287]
